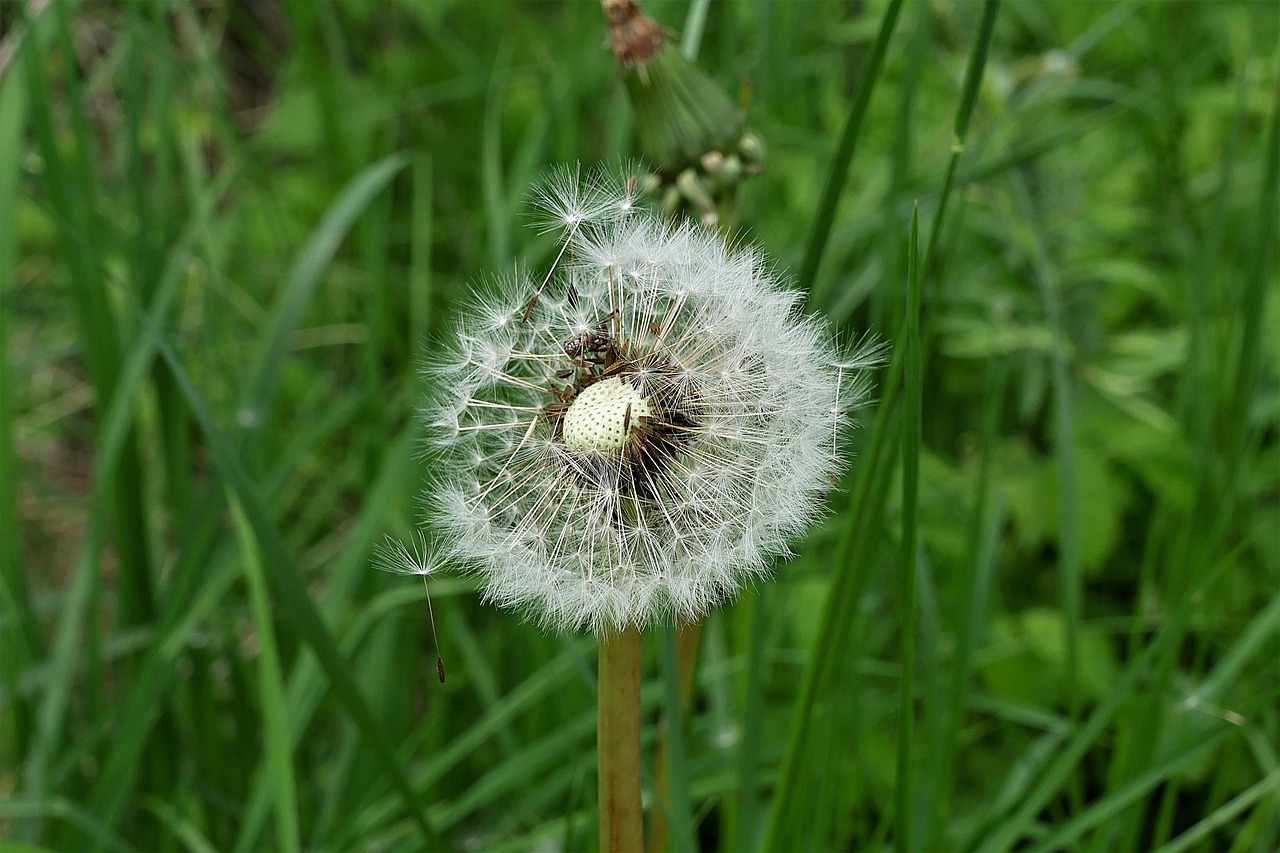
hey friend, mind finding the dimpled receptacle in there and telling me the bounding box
[562,378,653,451]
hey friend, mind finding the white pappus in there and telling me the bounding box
[386,166,882,635]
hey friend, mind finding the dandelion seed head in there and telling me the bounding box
[401,167,882,634]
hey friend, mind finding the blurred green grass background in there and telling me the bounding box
[1,1,1277,851]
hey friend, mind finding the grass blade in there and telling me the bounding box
[25,159,234,832]
[1156,766,1280,853]
[24,0,156,634]
[656,624,697,853]
[1026,720,1249,853]
[233,427,419,851]
[732,595,769,853]
[228,496,301,852]
[800,0,903,297]
[922,0,1000,281]
[927,359,1008,847]
[0,9,41,774]
[973,549,1240,853]
[894,205,923,852]
[1009,169,1085,798]
[0,798,135,853]
[238,152,411,427]
[151,328,441,847]
[411,154,436,357]
[83,152,413,836]
[762,393,900,851]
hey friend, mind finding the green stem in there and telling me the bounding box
[599,626,645,853]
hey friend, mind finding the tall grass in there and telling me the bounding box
[3,1,1277,851]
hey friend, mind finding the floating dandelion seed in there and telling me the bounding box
[409,168,882,635]
[376,532,446,682]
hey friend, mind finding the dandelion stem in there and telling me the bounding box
[598,626,644,853]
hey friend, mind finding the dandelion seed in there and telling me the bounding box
[408,167,881,635]
[374,533,446,682]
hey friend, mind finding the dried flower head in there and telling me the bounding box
[602,0,763,227]
[398,168,880,634]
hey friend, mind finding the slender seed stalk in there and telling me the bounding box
[599,626,645,853]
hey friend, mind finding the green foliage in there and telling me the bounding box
[2,0,1277,851]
